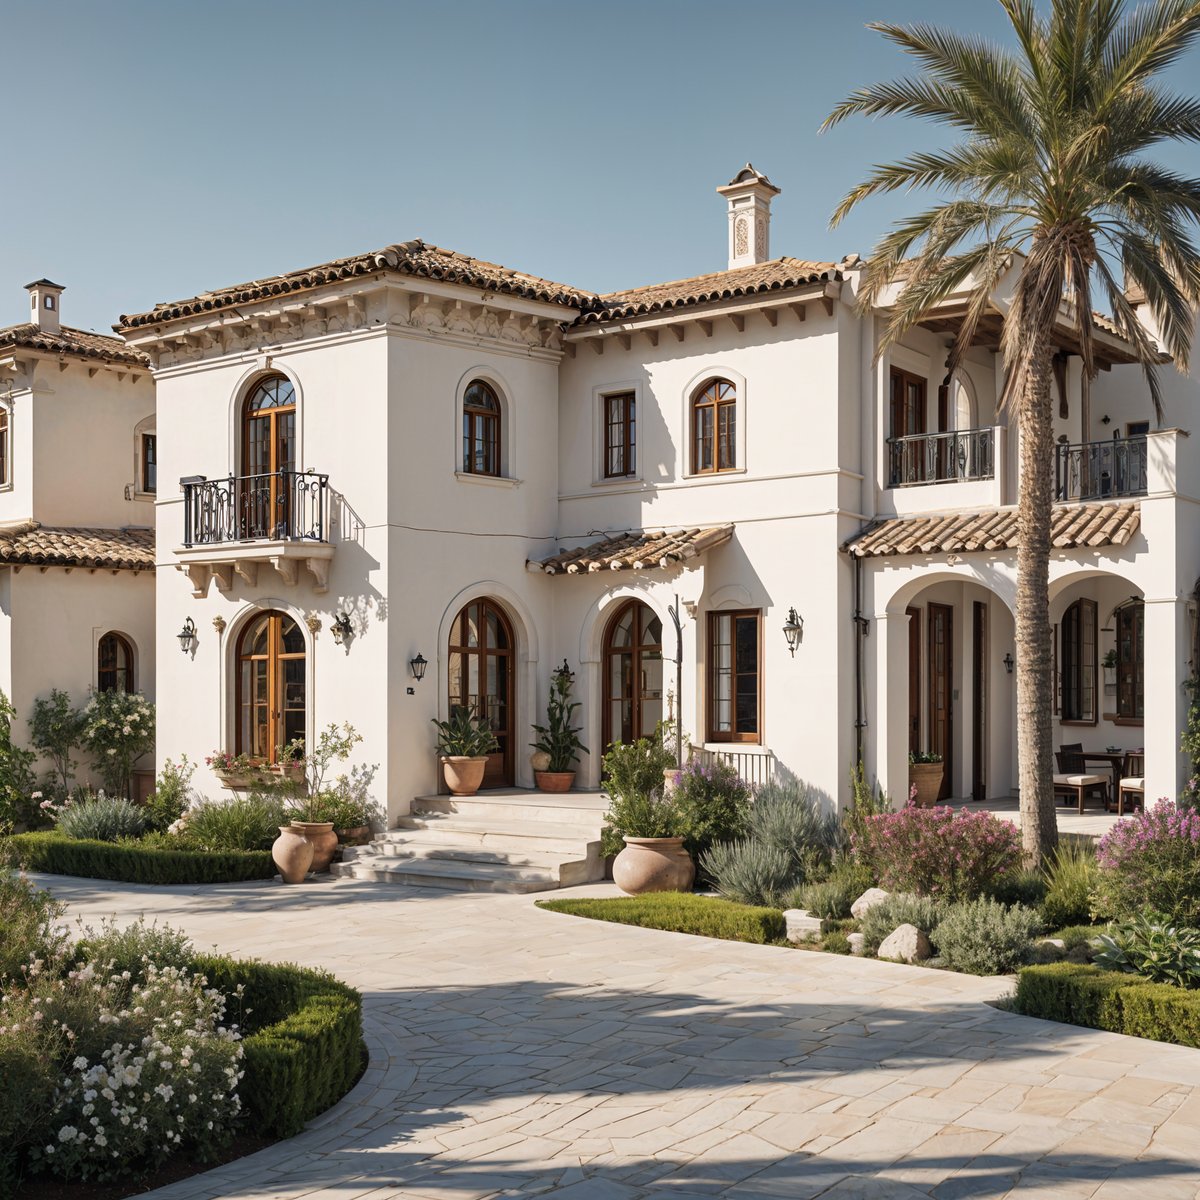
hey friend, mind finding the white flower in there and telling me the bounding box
[57,1125,78,1143]
[73,1056,88,1070]
[31,791,42,800]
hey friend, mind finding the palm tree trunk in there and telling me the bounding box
[1015,328,1060,865]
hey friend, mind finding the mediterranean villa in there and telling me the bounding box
[1,167,1195,885]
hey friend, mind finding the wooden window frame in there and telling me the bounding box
[691,379,737,475]
[602,391,636,479]
[97,632,134,694]
[706,609,762,744]
[1060,598,1098,725]
[1116,600,1145,722]
[601,600,664,750]
[0,407,10,489]
[235,611,307,764]
[889,367,927,439]
[462,380,501,478]
[141,432,157,494]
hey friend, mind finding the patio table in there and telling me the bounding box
[1082,750,1139,808]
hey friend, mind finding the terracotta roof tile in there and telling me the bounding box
[0,523,155,571]
[118,241,595,330]
[844,502,1140,558]
[0,323,147,367]
[530,526,734,575]
[578,258,840,324]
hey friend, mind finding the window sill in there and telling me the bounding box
[701,740,765,749]
[1059,720,1099,727]
[132,491,156,502]
[684,467,747,482]
[455,471,522,489]
[593,473,641,488]
[1105,715,1144,727]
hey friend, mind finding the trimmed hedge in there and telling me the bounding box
[1015,963,1200,1047]
[538,893,786,944]
[3,831,274,885]
[191,954,364,1138]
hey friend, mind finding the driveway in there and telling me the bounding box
[29,874,1200,1200]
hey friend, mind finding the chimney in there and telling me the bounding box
[25,279,65,334]
[716,164,780,271]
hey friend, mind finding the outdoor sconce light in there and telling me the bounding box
[330,612,353,646]
[1003,652,1015,675]
[553,658,575,687]
[409,653,428,683]
[177,617,197,656]
[782,607,803,657]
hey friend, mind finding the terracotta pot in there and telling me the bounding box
[291,820,337,872]
[535,770,575,793]
[272,825,314,884]
[337,824,373,847]
[909,762,945,808]
[530,750,552,772]
[442,755,488,796]
[613,836,695,895]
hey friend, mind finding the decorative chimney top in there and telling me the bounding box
[25,279,65,334]
[716,164,781,271]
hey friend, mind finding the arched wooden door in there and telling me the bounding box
[236,610,306,763]
[242,376,296,539]
[602,601,664,750]
[447,599,514,788]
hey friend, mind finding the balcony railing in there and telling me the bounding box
[887,427,995,487]
[1055,436,1147,502]
[182,471,329,548]
[689,745,776,789]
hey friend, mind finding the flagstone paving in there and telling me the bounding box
[31,873,1200,1200]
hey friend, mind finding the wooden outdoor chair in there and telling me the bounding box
[1055,744,1085,805]
[1053,751,1109,814]
[1117,753,1145,816]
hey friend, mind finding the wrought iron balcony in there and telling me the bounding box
[887,427,995,488]
[1055,436,1147,503]
[182,470,329,548]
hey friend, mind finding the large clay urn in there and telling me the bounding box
[272,825,314,884]
[442,756,488,796]
[613,836,695,895]
[291,820,338,873]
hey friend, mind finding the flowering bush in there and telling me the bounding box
[851,805,1022,901]
[83,691,155,799]
[0,689,39,833]
[671,758,751,860]
[1095,800,1200,925]
[205,749,259,775]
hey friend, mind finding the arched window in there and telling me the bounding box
[692,378,736,474]
[1115,599,1144,721]
[462,380,500,476]
[98,632,134,693]
[236,610,306,762]
[1060,599,1097,723]
[242,376,296,539]
[603,601,663,749]
[447,598,513,786]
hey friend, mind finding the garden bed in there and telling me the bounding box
[538,894,787,944]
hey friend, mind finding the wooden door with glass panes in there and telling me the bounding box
[236,610,306,764]
[447,599,514,787]
[602,601,664,750]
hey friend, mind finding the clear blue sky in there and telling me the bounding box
[4,1,1198,334]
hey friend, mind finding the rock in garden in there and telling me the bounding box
[850,887,890,919]
[784,909,823,942]
[847,932,865,956]
[877,923,931,963]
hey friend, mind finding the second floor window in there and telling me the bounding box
[708,610,761,742]
[604,391,636,478]
[1060,598,1097,723]
[890,368,926,439]
[98,632,134,694]
[463,380,500,476]
[692,378,736,474]
[141,433,157,493]
[1116,600,1144,720]
[0,408,9,487]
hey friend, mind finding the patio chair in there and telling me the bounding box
[1056,744,1084,805]
[1053,751,1109,814]
[1117,753,1145,816]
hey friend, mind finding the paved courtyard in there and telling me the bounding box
[30,872,1200,1200]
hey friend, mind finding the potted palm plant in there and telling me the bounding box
[432,706,499,796]
[908,750,944,808]
[531,661,588,793]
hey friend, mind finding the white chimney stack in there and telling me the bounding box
[717,164,780,271]
[25,279,65,334]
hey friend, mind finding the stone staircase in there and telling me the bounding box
[330,789,607,892]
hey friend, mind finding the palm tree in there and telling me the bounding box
[825,0,1200,862]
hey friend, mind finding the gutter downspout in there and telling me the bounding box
[854,553,866,766]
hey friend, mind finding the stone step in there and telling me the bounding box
[413,792,608,830]
[329,855,561,893]
[341,838,579,870]
[393,815,600,856]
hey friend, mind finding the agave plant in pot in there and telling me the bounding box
[531,660,589,793]
[433,705,499,796]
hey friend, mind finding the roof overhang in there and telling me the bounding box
[529,525,734,575]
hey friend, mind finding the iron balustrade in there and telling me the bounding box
[690,745,776,789]
[182,470,330,547]
[887,427,995,487]
[1055,436,1147,502]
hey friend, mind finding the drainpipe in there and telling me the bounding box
[668,594,684,770]
[853,554,867,766]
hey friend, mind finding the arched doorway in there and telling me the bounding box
[236,610,306,763]
[447,598,514,788]
[602,600,664,750]
[242,375,296,539]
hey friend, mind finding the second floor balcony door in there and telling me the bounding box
[243,377,296,539]
[889,368,928,484]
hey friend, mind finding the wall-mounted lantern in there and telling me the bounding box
[782,607,803,657]
[410,653,428,682]
[330,612,353,646]
[177,617,197,656]
[1003,652,1015,675]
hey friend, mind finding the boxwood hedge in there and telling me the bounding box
[3,831,274,885]
[538,893,787,944]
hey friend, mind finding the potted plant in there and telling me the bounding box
[432,706,499,796]
[908,750,944,808]
[531,661,589,793]
[287,792,338,873]
[269,737,307,784]
[600,736,694,894]
[206,750,264,790]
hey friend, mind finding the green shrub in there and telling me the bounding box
[537,893,786,944]
[0,869,67,985]
[144,755,197,833]
[1118,980,1200,1046]
[1093,911,1200,989]
[183,792,286,852]
[1095,801,1200,925]
[822,930,853,955]
[600,732,678,858]
[701,839,796,907]
[860,893,947,954]
[0,691,39,834]
[76,916,195,980]
[671,758,751,863]
[989,869,1047,909]
[4,831,274,884]
[1041,840,1097,929]
[933,897,1042,976]
[798,874,864,920]
[750,779,841,880]
[28,688,86,795]
[0,1029,57,1191]
[56,793,146,842]
[1014,963,1130,1031]
[82,689,154,799]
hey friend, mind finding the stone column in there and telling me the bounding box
[1143,594,1188,804]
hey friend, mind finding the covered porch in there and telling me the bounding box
[945,795,1127,840]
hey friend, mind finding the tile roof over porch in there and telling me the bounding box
[0,522,155,572]
[844,501,1141,558]
[529,525,734,575]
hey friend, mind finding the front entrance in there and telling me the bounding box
[236,609,306,763]
[602,600,664,751]
[447,598,514,788]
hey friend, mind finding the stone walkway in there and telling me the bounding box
[30,873,1200,1200]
